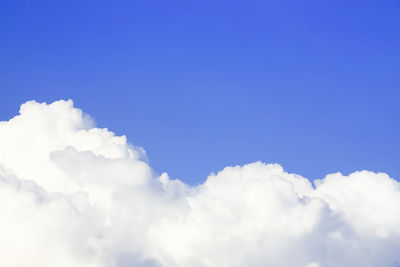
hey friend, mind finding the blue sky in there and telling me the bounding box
[1,0,399,184]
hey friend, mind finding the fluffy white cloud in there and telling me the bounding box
[0,99,399,267]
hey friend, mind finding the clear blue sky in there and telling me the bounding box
[1,0,399,184]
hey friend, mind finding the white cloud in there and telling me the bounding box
[0,99,399,267]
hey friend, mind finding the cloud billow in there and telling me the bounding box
[0,100,399,267]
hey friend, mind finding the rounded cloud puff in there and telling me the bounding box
[0,100,399,267]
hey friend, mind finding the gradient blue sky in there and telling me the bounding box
[1,0,399,184]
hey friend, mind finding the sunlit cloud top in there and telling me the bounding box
[0,100,399,267]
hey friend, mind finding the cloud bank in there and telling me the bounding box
[0,100,399,267]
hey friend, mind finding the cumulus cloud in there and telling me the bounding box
[0,99,399,267]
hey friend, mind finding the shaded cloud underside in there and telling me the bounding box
[0,100,399,267]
